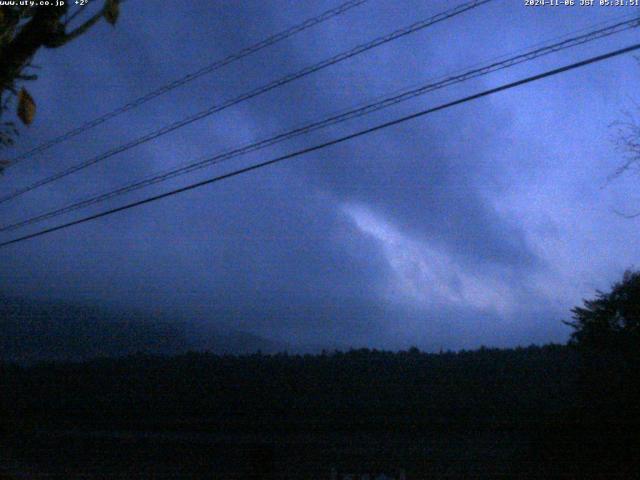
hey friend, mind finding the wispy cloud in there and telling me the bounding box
[343,203,515,316]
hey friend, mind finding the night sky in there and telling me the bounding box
[1,0,639,351]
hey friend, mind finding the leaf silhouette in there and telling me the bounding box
[104,0,120,26]
[17,88,36,125]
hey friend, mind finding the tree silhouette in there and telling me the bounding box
[565,269,640,358]
[0,0,121,156]
[609,71,640,217]
[556,270,640,475]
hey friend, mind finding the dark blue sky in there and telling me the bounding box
[1,0,639,350]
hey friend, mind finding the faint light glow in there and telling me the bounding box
[342,203,514,316]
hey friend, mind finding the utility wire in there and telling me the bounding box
[2,14,637,234]
[5,0,369,166]
[0,0,492,205]
[1,42,638,249]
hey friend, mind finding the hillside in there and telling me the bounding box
[0,297,284,363]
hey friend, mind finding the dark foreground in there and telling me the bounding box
[2,345,639,478]
[3,424,637,478]
[2,429,530,479]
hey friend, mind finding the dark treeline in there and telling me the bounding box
[3,342,640,476]
[1,345,578,433]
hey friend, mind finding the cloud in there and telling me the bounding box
[2,0,640,351]
[342,202,516,316]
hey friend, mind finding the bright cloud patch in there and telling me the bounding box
[342,203,515,316]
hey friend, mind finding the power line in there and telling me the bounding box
[1,42,637,249]
[2,14,638,234]
[0,0,492,205]
[5,0,369,166]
